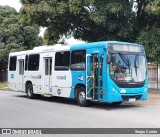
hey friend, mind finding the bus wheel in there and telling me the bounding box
[112,102,122,105]
[77,87,89,107]
[26,83,35,99]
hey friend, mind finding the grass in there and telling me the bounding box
[0,81,8,89]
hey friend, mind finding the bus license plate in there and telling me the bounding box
[129,98,136,102]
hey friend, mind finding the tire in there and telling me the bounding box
[77,87,89,107]
[26,83,35,99]
[112,102,123,105]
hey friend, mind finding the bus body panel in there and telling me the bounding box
[52,70,72,97]
[8,55,25,92]
[103,79,148,103]
[70,71,86,98]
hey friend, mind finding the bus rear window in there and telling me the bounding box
[9,56,17,71]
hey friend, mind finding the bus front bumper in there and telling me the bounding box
[103,90,148,103]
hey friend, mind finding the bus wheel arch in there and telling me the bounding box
[74,84,85,99]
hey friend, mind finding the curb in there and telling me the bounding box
[0,87,10,90]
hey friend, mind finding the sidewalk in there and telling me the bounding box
[133,90,160,106]
[148,90,160,105]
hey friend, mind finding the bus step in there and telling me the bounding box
[43,94,52,97]
[91,99,103,102]
[94,92,105,94]
[86,97,92,100]
[91,99,98,102]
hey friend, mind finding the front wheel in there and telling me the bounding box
[77,87,89,107]
[26,83,35,99]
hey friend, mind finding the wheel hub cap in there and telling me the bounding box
[79,92,85,103]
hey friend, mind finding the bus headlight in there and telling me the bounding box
[120,89,126,94]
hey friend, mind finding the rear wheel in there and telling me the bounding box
[26,83,35,99]
[77,87,89,107]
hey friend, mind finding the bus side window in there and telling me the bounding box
[55,51,70,71]
[25,55,28,71]
[71,50,86,70]
[28,54,40,71]
[9,56,17,71]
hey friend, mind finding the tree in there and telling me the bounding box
[19,1,157,41]
[146,0,160,14]
[19,0,100,43]
[0,6,42,71]
[136,27,160,63]
[19,0,160,63]
[136,0,160,64]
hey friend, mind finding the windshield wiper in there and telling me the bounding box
[134,54,138,76]
[119,53,131,74]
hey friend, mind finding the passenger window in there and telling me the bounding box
[19,60,24,75]
[71,50,86,70]
[55,51,70,71]
[28,54,40,71]
[25,55,28,71]
[9,56,17,71]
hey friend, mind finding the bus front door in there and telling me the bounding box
[44,58,52,94]
[86,54,103,100]
[19,59,24,91]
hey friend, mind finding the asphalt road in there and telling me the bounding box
[0,90,160,128]
[0,90,160,137]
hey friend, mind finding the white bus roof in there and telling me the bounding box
[9,41,142,56]
[9,44,71,56]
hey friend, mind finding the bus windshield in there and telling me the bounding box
[109,53,147,83]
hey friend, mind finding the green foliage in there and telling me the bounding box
[19,0,160,63]
[18,0,136,43]
[19,0,97,43]
[0,5,42,70]
[89,0,134,41]
[146,0,160,15]
[137,27,160,63]
[0,81,7,88]
[136,0,160,63]
[23,26,42,49]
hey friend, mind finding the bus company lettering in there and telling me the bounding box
[56,76,66,80]
[31,75,42,79]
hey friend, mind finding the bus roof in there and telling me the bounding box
[9,41,141,56]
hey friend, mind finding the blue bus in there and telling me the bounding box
[8,41,148,107]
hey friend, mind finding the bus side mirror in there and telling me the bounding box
[107,54,111,64]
